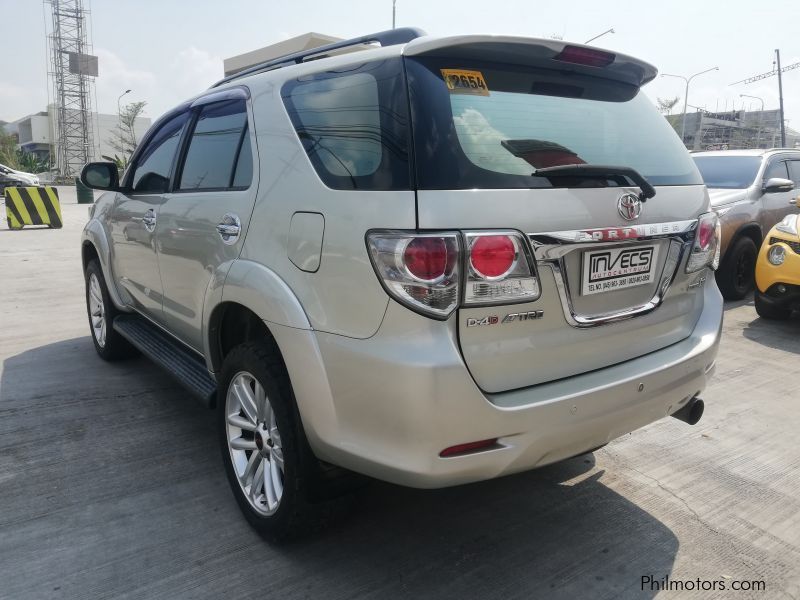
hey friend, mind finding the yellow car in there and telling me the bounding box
[755,213,800,319]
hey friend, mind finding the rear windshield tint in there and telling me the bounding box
[281,58,411,190]
[692,156,762,189]
[406,57,702,190]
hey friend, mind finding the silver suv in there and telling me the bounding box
[692,149,800,300]
[80,29,723,539]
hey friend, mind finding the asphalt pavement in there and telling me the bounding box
[1,189,799,599]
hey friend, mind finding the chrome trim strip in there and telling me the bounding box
[530,219,697,249]
[534,236,689,328]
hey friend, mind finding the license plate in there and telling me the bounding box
[582,245,659,295]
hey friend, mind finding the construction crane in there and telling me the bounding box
[731,50,798,147]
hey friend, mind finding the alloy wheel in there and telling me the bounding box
[88,273,106,347]
[225,371,285,515]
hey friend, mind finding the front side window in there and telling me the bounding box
[131,111,190,193]
[786,160,800,185]
[764,159,789,182]
[179,99,251,190]
[281,59,410,190]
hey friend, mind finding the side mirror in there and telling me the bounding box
[80,162,119,191]
[763,177,794,193]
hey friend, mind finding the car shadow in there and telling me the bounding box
[742,314,800,354]
[723,295,754,311]
[1,337,678,599]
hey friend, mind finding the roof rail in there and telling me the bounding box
[212,27,426,88]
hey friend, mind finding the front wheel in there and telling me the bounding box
[716,236,757,300]
[218,341,319,540]
[84,259,137,360]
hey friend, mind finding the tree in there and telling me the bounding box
[0,130,20,168]
[15,148,48,173]
[657,96,680,115]
[108,101,147,168]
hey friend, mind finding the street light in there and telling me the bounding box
[584,28,614,44]
[661,67,719,144]
[117,89,131,119]
[740,94,765,148]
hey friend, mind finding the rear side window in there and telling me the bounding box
[406,57,703,190]
[131,111,190,193]
[179,99,251,190]
[281,59,410,190]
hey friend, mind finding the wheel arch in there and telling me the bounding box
[81,221,127,310]
[729,222,763,255]
[204,260,311,373]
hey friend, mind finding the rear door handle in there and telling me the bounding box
[216,213,241,244]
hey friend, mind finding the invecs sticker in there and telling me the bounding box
[441,69,490,96]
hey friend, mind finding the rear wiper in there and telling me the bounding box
[532,164,656,201]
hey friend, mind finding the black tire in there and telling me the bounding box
[217,341,324,541]
[84,259,138,360]
[754,290,793,320]
[716,236,758,300]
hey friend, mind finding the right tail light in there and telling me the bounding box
[686,212,721,273]
[366,230,540,320]
[463,231,540,306]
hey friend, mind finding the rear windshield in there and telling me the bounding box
[692,156,761,189]
[406,57,702,190]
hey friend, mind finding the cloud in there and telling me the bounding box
[170,46,224,98]
[94,48,158,117]
[92,46,223,121]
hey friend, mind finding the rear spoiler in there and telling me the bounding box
[402,35,657,88]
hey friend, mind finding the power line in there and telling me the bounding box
[730,60,800,86]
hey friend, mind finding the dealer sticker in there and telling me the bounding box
[582,245,660,295]
[440,69,490,96]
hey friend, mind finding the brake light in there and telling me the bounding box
[686,212,721,273]
[464,231,540,306]
[470,235,516,279]
[554,45,616,67]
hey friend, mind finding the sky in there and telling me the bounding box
[1,0,799,131]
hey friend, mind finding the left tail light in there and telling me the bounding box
[686,212,721,273]
[367,230,540,319]
[367,232,460,319]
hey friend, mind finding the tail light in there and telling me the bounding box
[367,230,540,319]
[686,212,721,273]
[463,231,540,306]
[367,232,460,319]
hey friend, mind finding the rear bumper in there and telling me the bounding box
[284,275,722,488]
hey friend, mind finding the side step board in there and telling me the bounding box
[113,314,216,406]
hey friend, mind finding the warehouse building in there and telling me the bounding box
[3,107,151,167]
[667,109,800,151]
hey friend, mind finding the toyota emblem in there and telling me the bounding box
[617,193,642,221]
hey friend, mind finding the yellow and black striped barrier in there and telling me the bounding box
[4,186,62,230]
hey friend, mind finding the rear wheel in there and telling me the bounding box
[754,290,792,320]
[218,341,325,540]
[716,236,757,300]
